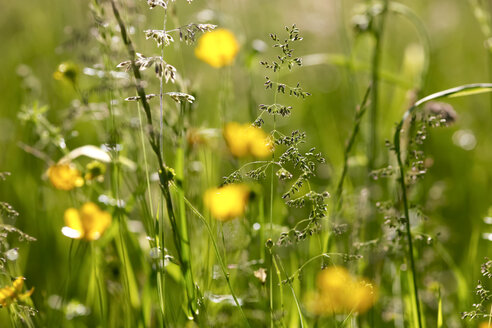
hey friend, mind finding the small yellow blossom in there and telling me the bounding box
[47,163,84,190]
[479,322,492,328]
[195,29,239,68]
[204,184,249,221]
[223,122,272,158]
[53,61,79,84]
[84,160,106,182]
[306,267,377,316]
[0,277,34,308]
[62,202,112,241]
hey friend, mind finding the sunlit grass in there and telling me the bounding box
[0,0,491,327]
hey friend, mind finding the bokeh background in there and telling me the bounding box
[0,0,491,326]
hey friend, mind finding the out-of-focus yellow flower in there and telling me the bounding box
[0,277,34,308]
[204,184,249,221]
[479,322,492,328]
[48,163,84,190]
[62,202,112,241]
[195,28,239,68]
[53,61,79,84]
[306,267,377,316]
[223,122,272,158]
[84,160,106,182]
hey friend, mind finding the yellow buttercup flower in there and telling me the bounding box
[204,184,250,221]
[62,202,112,241]
[224,122,272,158]
[0,277,34,308]
[306,267,377,316]
[47,163,84,190]
[247,127,273,158]
[195,28,239,68]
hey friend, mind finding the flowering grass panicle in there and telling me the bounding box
[204,184,250,221]
[62,202,112,241]
[195,28,240,68]
[47,163,84,190]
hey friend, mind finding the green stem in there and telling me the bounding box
[110,0,199,318]
[159,9,167,158]
[92,243,106,326]
[322,86,370,257]
[334,86,371,210]
[368,0,389,170]
[393,83,492,328]
[183,196,250,326]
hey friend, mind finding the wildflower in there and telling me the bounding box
[84,160,106,182]
[223,122,272,158]
[0,277,34,307]
[53,61,79,84]
[47,163,84,190]
[254,268,267,284]
[204,184,249,221]
[195,28,239,68]
[62,202,112,241]
[306,267,377,315]
[479,322,492,328]
[186,128,218,148]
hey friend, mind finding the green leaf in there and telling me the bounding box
[447,86,492,98]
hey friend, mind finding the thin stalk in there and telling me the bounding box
[259,195,265,261]
[183,196,251,326]
[91,243,107,326]
[269,70,280,328]
[368,0,389,170]
[271,253,284,325]
[274,254,304,328]
[116,217,136,327]
[388,2,431,94]
[337,0,359,109]
[175,103,197,318]
[137,100,166,320]
[159,9,167,157]
[396,157,422,328]
[321,86,371,257]
[110,0,199,318]
[468,0,492,113]
[334,86,371,211]
[393,83,492,328]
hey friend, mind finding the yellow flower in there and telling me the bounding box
[195,28,239,68]
[480,323,492,328]
[84,160,106,182]
[306,267,377,316]
[53,61,79,84]
[62,202,112,241]
[0,277,34,308]
[204,184,249,221]
[47,163,84,190]
[224,122,272,158]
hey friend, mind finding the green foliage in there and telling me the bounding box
[1,0,492,327]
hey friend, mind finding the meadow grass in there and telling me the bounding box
[0,0,491,327]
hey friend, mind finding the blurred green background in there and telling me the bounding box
[0,0,491,326]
